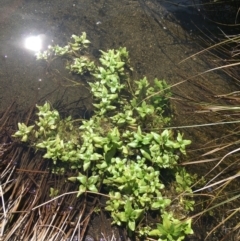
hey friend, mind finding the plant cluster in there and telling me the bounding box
[14,33,194,240]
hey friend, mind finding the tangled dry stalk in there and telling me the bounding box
[0,102,123,241]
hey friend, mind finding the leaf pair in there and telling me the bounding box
[68,173,99,197]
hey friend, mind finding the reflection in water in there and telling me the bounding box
[24,35,43,52]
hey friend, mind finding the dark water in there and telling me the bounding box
[0,0,234,113]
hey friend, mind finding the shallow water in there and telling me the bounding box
[0,0,238,240]
[0,0,233,113]
[1,0,237,152]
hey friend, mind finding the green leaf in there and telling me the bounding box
[165,140,180,149]
[151,132,162,144]
[90,153,102,161]
[49,187,59,197]
[140,148,151,160]
[68,177,77,182]
[161,129,170,140]
[83,161,91,171]
[21,134,28,142]
[148,229,161,236]
[88,184,98,192]
[93,136,107,144]
[151,198,171,210]
[77,185,86,197]
[128,220,136,231]
[96,161,108,169]
[77,174,87,185]
[142,134,153,144]
[132,209,143,219]
[117,212,127,222]
[88,175,99,184]
[124,200,132,214]
[128,141,138,148]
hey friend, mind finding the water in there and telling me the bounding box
[1,0,238,180]
[0,0,233,113]
[1,1,239,240]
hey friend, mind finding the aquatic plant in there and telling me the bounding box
[14,32,194,240]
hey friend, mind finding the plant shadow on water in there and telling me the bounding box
[0,0,240,240]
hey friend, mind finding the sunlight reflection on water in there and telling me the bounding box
[24,35,43,52]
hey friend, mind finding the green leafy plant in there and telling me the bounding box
[68,174,99,196]
[14,32,194,240]
[147,212,193,241]
[49,187,59,198]
[13,123,34,142]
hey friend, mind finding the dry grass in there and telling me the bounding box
[168,14,240,238]
[0,102,123,241]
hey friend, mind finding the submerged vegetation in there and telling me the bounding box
[13,32,194,240]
